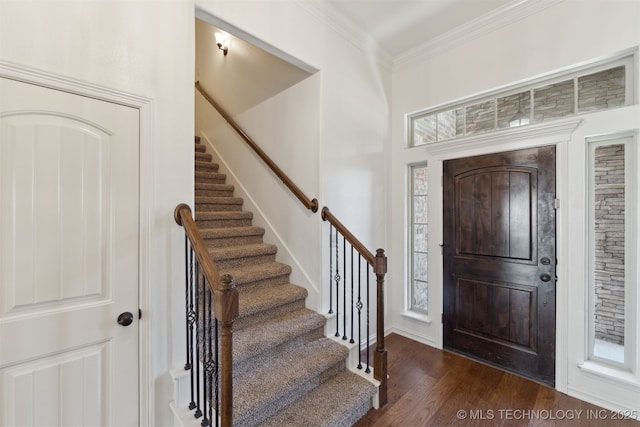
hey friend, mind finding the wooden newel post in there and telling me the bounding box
[373,248,388,407]
[215,274,239,427]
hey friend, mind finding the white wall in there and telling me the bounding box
[194,0,392,316]
[389,0,640,414]
[0,1,194,425]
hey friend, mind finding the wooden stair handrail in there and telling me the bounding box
[195,81,319,213]
[321,207,375,267]
[174,203,238,426]
[321,206,388,406]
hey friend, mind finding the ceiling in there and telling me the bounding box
[326,0,514,58]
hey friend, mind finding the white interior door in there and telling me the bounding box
[0,77,139,427]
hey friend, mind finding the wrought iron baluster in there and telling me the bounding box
[194,263,203,419]
[342,236,347,341]
[187,241,197,410]
[328,225,333,315]
[357,254,363,369]
[201,281,213,427]
[365,268,371,374]
[185,236,191,370]
[214,317,220,427]
[201,278,209,427]
[334,227,340,338]
[350,246,355,344]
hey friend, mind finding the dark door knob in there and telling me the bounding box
[117,312,134,326]
[540,274,551,282]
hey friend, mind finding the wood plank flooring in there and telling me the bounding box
[354,334,639,427]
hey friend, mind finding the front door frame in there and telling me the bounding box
[424,118,582,392]
[0,60,154,425]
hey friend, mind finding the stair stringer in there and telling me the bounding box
[170,365,212,427]
[198,131,321,311]
[324,313,381,409]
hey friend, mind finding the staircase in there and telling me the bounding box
[176,137,377,426]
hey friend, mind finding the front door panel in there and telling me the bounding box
[443,146,556,386]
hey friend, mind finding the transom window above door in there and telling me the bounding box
[407,51,635,147]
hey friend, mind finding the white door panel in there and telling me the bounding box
[0,77,139,427]
[3,343,108,427]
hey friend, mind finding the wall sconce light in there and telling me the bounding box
[509,92,530,127]
[215,32,229,56]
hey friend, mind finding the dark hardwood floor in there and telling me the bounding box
[354,334,639,426]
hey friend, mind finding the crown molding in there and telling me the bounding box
[294,0,394,72]
[393,0,565,72]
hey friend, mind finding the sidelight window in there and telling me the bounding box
[410,164,429,313]
[587,132,637,369]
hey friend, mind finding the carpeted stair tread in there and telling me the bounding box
[233,308,325,365]
[196,196,243,205]
[196,196,243,212]
[195,182,234,190]
[195,210,253,221]
[200,226,264,240]
[194,143,206,153]
[260,370,377,427]
[195,170,226,183]
[195,211,254,228]
[236,282,307,320]
[223,262,291,287]
[233,338,349,426]
[208,243,277,262]
[195,151,212,161]
[195,160,218,171]
[195,182,234,192]
[201,226,265,248]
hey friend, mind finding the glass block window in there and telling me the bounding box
[408,54,634,147]
[411,164,429,313]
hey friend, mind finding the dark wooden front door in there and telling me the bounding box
[443,146,556,386]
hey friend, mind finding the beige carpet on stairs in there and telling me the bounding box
[193,137,376,427]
